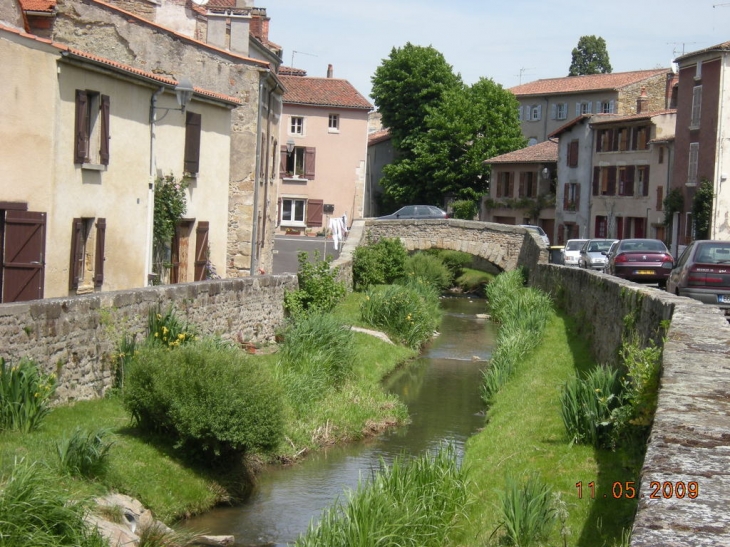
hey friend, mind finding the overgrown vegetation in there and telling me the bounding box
[692,178,714,240]
[495,473,556,547]
[284,251,347,319]
[0,357,56,433]
[403,252,453,290]
[352,236,408,290]
[54,427,114,479]
[147,305,196,349]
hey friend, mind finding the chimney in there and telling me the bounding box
[636,87,649,114]
[327,64,333,78]
[250,11,270,43]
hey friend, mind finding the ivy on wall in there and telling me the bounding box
[692,178,713,240]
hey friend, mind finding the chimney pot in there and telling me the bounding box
[327,64,333,78]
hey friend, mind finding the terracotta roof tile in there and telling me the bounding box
[280,75,372,110]
[18,0,55,12]
[676,40,730,62]
[483,140,558,164]
[368,129,390,145]
[279,66,307,77]
[589,109,676,126]
[510,69,670,97]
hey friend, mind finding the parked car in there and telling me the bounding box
[562,239,588,267]
[666,240,730,311]
[519,225,550,246]
[605,238,674,288]
[376,205,449,220]
[578,239,617,270]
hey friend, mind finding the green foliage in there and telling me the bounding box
[112,334,137,390]
[55,427,114,479]
[436,249,474,279]
[352,236,407,290]
[136,522,199,547]
[0,459,108,547]
[662,187,684,227]
[295,445,471,547]
[568,35,612,76]
[451,199,478,220]
[284,251,346,320]
[277,314,356,414]
[147,305,196,348]
[0,357,56,433]
[495,473,555,547]
[360,283,441,349]
[153,173,188,248]
[123,342,283,463]
[403,252,453,291]
[692,178,714,240]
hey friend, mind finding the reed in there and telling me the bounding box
[0,357,56,433]
[54,426,114,479]
[495,473,555,547]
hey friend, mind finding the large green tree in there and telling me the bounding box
[568,35,612,76]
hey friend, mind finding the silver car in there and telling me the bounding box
[563,239,588,267]
[579,239,618,270]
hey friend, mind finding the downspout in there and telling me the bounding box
[587,119,595,239]
[147,86,165,285]
[712,60,727,239]
[260,78,282,269]
[250,72,267,275]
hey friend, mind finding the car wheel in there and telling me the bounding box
[658,280,667,290]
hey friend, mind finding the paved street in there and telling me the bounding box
[272,235,341,274]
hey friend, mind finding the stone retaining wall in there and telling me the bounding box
[0,275,297,403]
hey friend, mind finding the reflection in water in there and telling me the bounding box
[182,296,497,546]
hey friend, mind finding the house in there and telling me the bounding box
[17,0,284,277]
[277,66,372,234]
[671,41,730,249]
[0,23,238,302]
[366,128,392,217]
[480,140,558,242]
[510,69,675,145]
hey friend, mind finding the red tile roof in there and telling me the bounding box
[280,75,372,110]
[548,114,592,138]
[510,69,670,97]
[589,109,676,126]
[0,23,241,106]
[676,40,730,62]
[483,140,558,164]
[279,66,307,77]
[368,129,390,145]
[18,0,55,12]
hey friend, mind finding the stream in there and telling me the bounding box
[182,296,497,546]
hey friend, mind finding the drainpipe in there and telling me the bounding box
[250,71,268,275]
[260,79,282,266]
[712,63,727,239]
[147,86,165,285]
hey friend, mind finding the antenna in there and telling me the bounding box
[515,67,535,85]
[666,41,698,57]
[714,2,730,6]
[290,50,317,68]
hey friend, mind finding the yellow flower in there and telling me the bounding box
[162,326,169,335]
[178,333,185,340]
[154,332,159,337]
[157,314,162,319]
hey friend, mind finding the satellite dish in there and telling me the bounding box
[192,0,209,6]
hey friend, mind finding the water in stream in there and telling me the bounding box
[182,296,497,546]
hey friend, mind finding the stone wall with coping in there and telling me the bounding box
[0,275,296,404]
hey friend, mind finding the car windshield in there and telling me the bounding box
[589,241,613,252]
[565,241,584,251]
[620,240,667,252]
[695,244,730,264]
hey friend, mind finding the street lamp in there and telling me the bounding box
[286,139,295,155]
[174,77,194,111]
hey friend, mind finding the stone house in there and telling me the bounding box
[671,41,730,247]
[17,0,284,277]
[0,22,238,302]
[277,67,372,234]
[480,140,558,243]
[510,69,675,144]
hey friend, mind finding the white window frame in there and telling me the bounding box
[281,198,306,226]
[530,104,541,121]
[328,113,339,132]
[556,102,567,120]
[687,142,699,186]
[290,116,304,135]
[690,86,702,129]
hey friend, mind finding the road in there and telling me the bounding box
[272,235,341,274]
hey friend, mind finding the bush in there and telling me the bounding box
[284,251,346,319]
[496,473,555,547]
[360,283,441,349]
[123,341,283,463]
[402,252,452,291]
[55,427,114,479]
[352,236,407,290]
[451,199,478,220]
[0,357,56,433]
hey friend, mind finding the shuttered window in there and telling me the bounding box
[74,90,110,166]
[194,221,209,281]
[184,112,202,174]
[94,218,106,286]
[567,140,579,167]
[306,199,324,227]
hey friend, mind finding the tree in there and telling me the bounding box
[692,178,714,240]
[568,35,612,76]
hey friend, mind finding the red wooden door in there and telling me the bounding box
[2,210,46,303]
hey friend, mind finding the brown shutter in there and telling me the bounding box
[496,175,502,198]
[194,221,209,281]
[74,90,89,164]
[184,112,202,174]
[595,216,602,238]
[304,147,316,179]
[592,167,600,196]
[94,218,106,286]
[574,184,580,211]
[563,183,570,210]
[519,173,526,198]
[607,167,617,196]
[625,166,635,196]
[596,131,602,152]
[69,218,84,290]
[507,172,514,198]
[643,166,650,196]
[280,146,288,176]
[307,199,324,227]
[656,186,664,211]
[100,95,110,165]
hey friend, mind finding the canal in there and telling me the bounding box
[183,296,497,546]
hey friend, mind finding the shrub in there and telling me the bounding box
[402,252,452,291]
[284,251,346,320]
[0,459,108,547]
[438,250,473,278]
[360,283,441,349]
[352,236,407,290]
[451,199,478,220]
[0,357,56,433]
[123,341,283,463]
[147,305,196,348]
[496,473,555,547]
[55,427,114,479]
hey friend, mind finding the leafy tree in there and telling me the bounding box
[692,178,714,240]
[568,35,612,76]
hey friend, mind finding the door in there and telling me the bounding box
[2,210,46,303]
[194,221,209,281]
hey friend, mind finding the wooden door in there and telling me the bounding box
[194,221,209,281]
[2,210,46,303]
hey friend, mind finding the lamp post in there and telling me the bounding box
[286,139,295,155]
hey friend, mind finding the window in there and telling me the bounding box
[632,126,648,150]
[69,217,105,293]
[519,172,537,198]
[637,166,650,196]
[618,128,629,151]
[527,137,538,146]
[597,100,613,114]
[691,86,702,128]
[563,182,580,211]
[74,90,110,166]
[328,114,339,131]
[567,140,579,167]
[695,60,702,80]
[576,101,592,116]
[184,112,201,174]
[281,198,305,224]
[552,102,567,120]
[593,166,617,196]
[495,172,513,198]
[280,146,316,179]
[618,166,633,196]
[531,105,542,121]
[595,216,607,238]
[688,143,699,185]
[290,116,304,135]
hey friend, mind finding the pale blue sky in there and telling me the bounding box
[261,0,730,102]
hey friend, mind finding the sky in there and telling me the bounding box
[260,0,730,103]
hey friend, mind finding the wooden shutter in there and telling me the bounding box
[94,218,106,286]
[304,147,316,179]
[193,221,209,281]
[307,199,324,227]
[184,112,202,174]
[496,174,503,198]
[100,95,110,165]
[574,184,580,211]
[2,211,46,303]
[74,90,89,164]
[519,173,526,198]
[625,166,635,196]
[656,186,664,211]
[563,183,570,210]
[507,172,514,198]
[607,167,617,196]
[550,104,556,120]
[69,218,84,290]
[568,140,579,167]
[280,146,288,176]
[535,104,542,120]
[592,167,600,196]
[643,166,650,196]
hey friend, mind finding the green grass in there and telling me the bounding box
[459,311,640,547]
[455,268,494,294]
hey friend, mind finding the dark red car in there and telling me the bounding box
[605,238,674,288]
[666,240,730,311]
